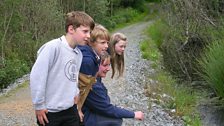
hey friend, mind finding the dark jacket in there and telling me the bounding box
[83,78,135,126]
[78,45,100,76]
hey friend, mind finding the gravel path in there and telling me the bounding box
[0,21,184,126]
[104,21,184,126]
[0,75,36,126]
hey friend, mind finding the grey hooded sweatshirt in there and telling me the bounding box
[30,35,81,112]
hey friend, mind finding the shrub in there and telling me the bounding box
[199,40,224,98]
[162,35,207,82]
[0,58,29,89]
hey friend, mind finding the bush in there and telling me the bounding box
[0,0,63,90]
[0,58,29,89]
[159,0,224,84]
[161,36,206,82]
[199,40,224,98]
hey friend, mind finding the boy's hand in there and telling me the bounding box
[74,96,79,104]
[134,111,144,120]
[36,109,49,125]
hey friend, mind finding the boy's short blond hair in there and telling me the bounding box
[90,24,110,43]
[65,11,95,32]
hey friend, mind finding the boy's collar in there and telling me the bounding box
[60,35,79,54]
[92,49,100,61]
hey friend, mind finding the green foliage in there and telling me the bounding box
[101,8,142,30]
[202,0,224,18]
[58,0,83,13]
[147,19,168,48]
[140,40,159,61]
[142,16,202,126]
[174,86,196,115]
[119,0,146,12]
[151,71,201,125]
[153,71,197,116]
[146,0,161,2]
[144,55,201,125]
[0,0,147,90]
[0,0,64,89]
[161,36,205,82]
[199,40,224,98]
[158,0,224,83]
[140,41,148,52]
[58,0,144,30]
[0,58,29,89]
[183,114,201,126]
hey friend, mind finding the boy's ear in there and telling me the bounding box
[68,25,75,33]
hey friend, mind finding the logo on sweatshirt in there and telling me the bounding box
[64,59,77,82]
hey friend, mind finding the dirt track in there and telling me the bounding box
[0,83,36,125]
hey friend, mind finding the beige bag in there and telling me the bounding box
[77,73,96,111]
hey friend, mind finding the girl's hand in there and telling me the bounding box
[134,111,144,120]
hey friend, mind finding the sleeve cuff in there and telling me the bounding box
[34,103,46,110]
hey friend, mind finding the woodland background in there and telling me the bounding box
[0,0,148,88]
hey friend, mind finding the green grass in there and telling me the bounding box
[142,19,202,126]
[140,39,160,68]
[199,40,224,98]
[146,19,168,48]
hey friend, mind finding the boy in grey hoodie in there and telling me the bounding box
[30,11,95,126]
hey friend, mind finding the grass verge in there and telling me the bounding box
[141,22,202,126]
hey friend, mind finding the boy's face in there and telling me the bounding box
[73,25,91,45]
[115,40,127,55]
[92,38,108,55]
[98,58,111,78]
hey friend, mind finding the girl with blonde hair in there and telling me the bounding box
[109,32,127,78]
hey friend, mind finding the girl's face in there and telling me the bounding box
[98,58,111,78]
[92,38,108,55]
[114,40,127,55]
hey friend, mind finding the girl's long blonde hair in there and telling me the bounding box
[109,33,127,78]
